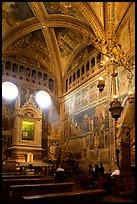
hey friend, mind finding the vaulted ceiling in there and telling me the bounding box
[2,2,134,96]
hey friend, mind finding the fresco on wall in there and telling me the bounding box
[118,67,129,95]
[89,81,97,104]
[2,105,11,131]
[63,102,109,139]
[64,77,108,117]
[67,138,83,160]
[130,127,135,166]
[65,96,75,116]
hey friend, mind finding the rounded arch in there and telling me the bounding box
[2,15,96,53]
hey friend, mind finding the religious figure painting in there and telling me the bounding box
[22,121,34,140]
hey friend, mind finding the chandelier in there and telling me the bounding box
[95,37,134,166]
[96,37,134,121]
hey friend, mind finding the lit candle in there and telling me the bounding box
[113,95,118,99]
[99,77,104,81]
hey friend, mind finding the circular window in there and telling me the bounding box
[2,81,19,100]
[35,90,51,108]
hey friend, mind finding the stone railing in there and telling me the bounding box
[2,56,55,94]
[65,51,102,93]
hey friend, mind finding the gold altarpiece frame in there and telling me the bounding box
[9,95,44,163]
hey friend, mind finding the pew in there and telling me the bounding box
[111,174,135,199]
[23,189,107,203]
[2,176,53,201]
[10,182,75,201]
[2,177,54,198]
[3,177,54,186]
[2,174,42,179]
[80,173,111,190]
[95,173,111,189]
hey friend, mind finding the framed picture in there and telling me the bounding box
[22,121,34,140]
[22,130,29,139]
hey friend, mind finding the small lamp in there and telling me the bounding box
[97,77,105,92]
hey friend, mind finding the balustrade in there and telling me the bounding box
[2,57,55,94]
[65,51,102,93]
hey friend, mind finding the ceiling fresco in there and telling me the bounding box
[8,30,51,69]
[2,2,34,27]
[43,2,89,24]
[54,27,83,60]
[2,2,134,94]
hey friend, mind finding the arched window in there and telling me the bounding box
[43,73,48,86]
[49,78,54,92]
[5,61,11,75]
[26,68,30,76]
[5,61,11,71]
[32,70,36,78]
[97,52,101,63]
[66,79,68,92]
[91,57,95,73]
[44,73,47,81]
[77,69,80,78]
[19,65,24,79]
[26,68,30,81]
[38,72,42,79]
[13,63,18,77]
[91,57,95,67]
[73,73,76,82]
[81,65,85,75]
[86,61,89,72]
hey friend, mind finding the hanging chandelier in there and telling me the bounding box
[96,37,134,121]
[95,37,134,166]
[109,96,124,121]
[97,77,105,92]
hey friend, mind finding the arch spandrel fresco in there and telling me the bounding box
[8,30,51,68]
[54,27,83,60]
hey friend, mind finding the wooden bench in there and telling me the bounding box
[2,177,54,199]
[95,173,111,189]
[23,189,107,203]
[80,173,111,190]
[10,182,75,201]
[3,177,54,186]
[2,174,42,179]
[111,174,135,199]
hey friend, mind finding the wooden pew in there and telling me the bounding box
[2,174,42,179]
[111,174,135,199]
[95,173,111,189]
[2,176,53,202]
[10,182,75,201]
[23,189,107,203]
[2,177,54,198]
[3,177,54,186]
[80,173,111,190]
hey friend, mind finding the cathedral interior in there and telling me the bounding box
[2,2,135,202]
